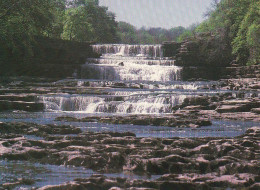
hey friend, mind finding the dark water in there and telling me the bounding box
[0,112,258,138]
[1,44,259,188]
[0,160,161,189]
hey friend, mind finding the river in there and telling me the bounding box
[0,44,259,188]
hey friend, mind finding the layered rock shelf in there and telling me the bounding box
[0,42,259,189]
[162,37,260,81]
[0,122,259,189]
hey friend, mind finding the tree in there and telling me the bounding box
[117,22,137,44]
[0,0,56,63]
[232,1,260,65]
[62,7,94,42]
[62,0,117,43]
[195,0,259,65]
[177,30,193,42]
[116,24,189,44]
[44,0,67,39]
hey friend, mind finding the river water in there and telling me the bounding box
[39,44,225,114]
[1,44,258,137]
[0,44,259,188]
[34,44,257,136]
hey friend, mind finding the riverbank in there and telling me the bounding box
[162,40,260,81]
[0,37,99,78]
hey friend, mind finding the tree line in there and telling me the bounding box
[0,0,118,63]
[0,0,193,52]
[116,22,197,44]
[181,0,259,66]
[0,0,258,66]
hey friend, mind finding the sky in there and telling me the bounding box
[99,0,213,29]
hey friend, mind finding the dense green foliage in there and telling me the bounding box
[0,0,258,68]
[117,21,191,44]
[0,0,117,66]
[232,1,260,65]
[62,0,117,43]
[187,0,259,66]
[0,0,57,63]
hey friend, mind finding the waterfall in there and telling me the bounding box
[81,44,182,82]
[92,44,163,58]
[81,63,181,82]
[39,94,188,114]
[40,44,189,114]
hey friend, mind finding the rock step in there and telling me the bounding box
[0,89,52,95]
[251,108,260,114]
[216,99,260,113]
[0,100,44,112]
[0,95,36,102]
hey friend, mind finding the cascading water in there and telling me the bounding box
[40,44,195,114]
[40,94,188,114]
[91,44,163,58]
[81,44,181,82]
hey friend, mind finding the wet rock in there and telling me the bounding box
[195,119,211,126]
[182,96,210,107]
[146,160,167,174]
[108,132,136,137]
[251,108,260,114]
[245,127,260,137]
[107,152,125,171]
[55,116,79,122]
[216,105,248,113]
[65,115,212,128]
[1,122,259,189]
[118,62,124,66]
[2,178,35,189]
[132,119,151,126]
[37,124,82,135]
[0,122,31,134]
[0,100,44,112]
[216,99,260,113]
[240,140,256,148]
[249,183,260,190]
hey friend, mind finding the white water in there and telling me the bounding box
[81,63,181,82]
[81,44,182,82]
[92,44,163,58]
[41,44,193,114]
[40,94,187,114]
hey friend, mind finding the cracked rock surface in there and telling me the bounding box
[0,122,259,189]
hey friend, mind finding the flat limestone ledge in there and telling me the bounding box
[180,65,260,81]
[251,108,260,114]
[216,104,257,113]
[36,174,260,190]
[0,100,44,112]
[55,114,212,128]
[218,78,260,91]
[173,95,260,122]
[1,122,259,190]
[200,110,260,122]
[9,64,81,78]
[221,65,260,79]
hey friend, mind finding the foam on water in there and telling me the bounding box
[92,44,163,58]
[39,94,187,114]
[39,44,191,114]
[81,44,182,82]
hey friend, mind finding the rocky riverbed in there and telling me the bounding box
[0,122,259,189]
[0,45,259,189]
